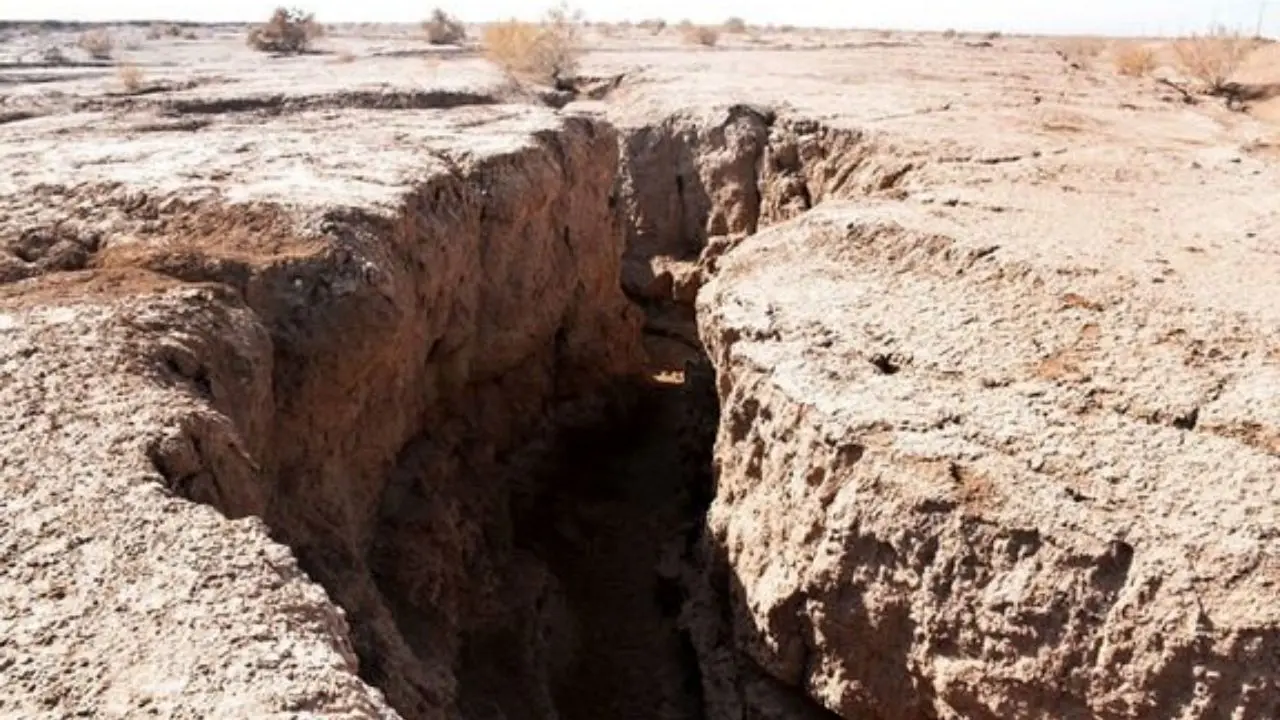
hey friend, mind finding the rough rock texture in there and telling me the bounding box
[696,204,1280,719]
[568,39,1280,720]
[6,22,1280,720]
[612,107,913,305]
[1,97,644,718]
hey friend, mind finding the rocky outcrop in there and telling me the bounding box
[693,204,1280,719]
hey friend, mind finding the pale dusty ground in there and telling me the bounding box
[2,18,1280,720]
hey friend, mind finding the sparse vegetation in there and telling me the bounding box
[247,7,324,54]
[42,46,70,65]
[117,62,144,93]
[1173,26,1255,92]
[683,24,720,47]
[638,18,666,35]
[147,23,184,40]
[942,28,957,39]
[78,29,114,60]
[723,17,748,34]
[423,8,467,45]
[1057,38,1104,66]
[482,2,584,85]
[1112,42,1157,77]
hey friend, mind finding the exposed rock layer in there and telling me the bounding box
[694,205,1280,719]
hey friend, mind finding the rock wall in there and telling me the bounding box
[692,205,1280,719]
[613,107,914,307]
[1,114,645,719]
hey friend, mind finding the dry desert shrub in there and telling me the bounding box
[247,7,323,54]
[424,8,466,45]
[78,29,114,60]
[942,28,957,39]
[723,17,748,34]
[483,3,583,85]
[147,23,183,40]
[638,18,666,34]
[1112,41,1157,77]
[42,46,70,65]
[117,61,144,92]
[1173,27,1255,91]
[683,25,720,46]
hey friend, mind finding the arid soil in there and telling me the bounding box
[2,20,1280,720]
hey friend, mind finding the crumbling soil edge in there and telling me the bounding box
[0,102,902,720]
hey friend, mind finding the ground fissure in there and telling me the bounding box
[6,31,1280,720]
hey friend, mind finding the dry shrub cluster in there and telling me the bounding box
[147,23,184,40]
[78,29,114,60]
[483,2,583,85]
[638,18,666,35]
[424,8,466,45]
[42,46,69,65]
[1173,27,1255,91]
[683,24,720,46]
[723,17,747,34]
[247,7,324,54]
[1112,42,1157,77]
[117,62,144,92]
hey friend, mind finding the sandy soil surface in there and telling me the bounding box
[2,18,1279,720]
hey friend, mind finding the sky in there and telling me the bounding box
[4,0,1278,37]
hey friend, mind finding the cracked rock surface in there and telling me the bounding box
[696,205,1280,719]
[4,22,1280,720]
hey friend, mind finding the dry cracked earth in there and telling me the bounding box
[2,19,1280,720]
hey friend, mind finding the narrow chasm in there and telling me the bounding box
[514,355,719,720]
[140,107,882,720]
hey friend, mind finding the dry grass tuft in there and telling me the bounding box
[683,24,720,46]
[1112,41,1157,77]
[1056,37,1105,68]
[423,8,467,45]
[247,7,324,54]
[78,29,114,60]
[723,17,748,34]
[941,28,957,39]
[482,2,583,85]
[1173,26,1256,91]
[117,61,145,93]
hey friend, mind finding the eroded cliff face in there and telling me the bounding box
[610,105,1280,720]
[613,107,915,309]
[2,112,654,719]
[693,207,1280,720]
